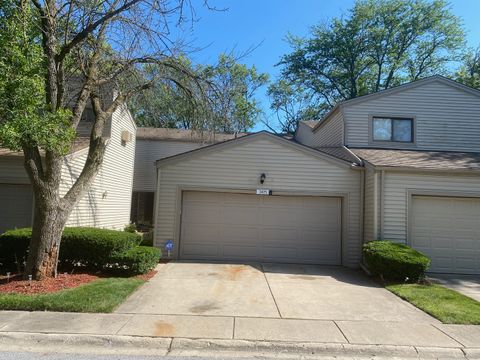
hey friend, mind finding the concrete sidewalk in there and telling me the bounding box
[0,310,479,358]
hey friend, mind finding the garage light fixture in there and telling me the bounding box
[260,173,266,184]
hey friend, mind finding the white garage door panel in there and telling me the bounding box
[180,191,342,264]
[0,184,33,234]
[411,196,480,275]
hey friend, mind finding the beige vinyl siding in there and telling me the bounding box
[363,167,377,241]
[63,104,136,229]
[294,122,316,146]
[155,136,362,267]
[295,111,344,147]
[133,140,201,192]
[344,80,480,152]
[381,171,480,243]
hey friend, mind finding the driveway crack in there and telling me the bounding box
[261,263,282,318]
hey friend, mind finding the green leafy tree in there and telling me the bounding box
[129,58,203,129]
[202,54,269,133]
[131,54,269,133]
[266,80,323,134]
[456,47,480,89]
[0,0,207,279]
[275,0,464,131]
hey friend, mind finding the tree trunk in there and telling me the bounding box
[25,187,69,280]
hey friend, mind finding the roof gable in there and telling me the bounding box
[156,131,357,169]
[312,75,480,132]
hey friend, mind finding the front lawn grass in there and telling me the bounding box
[0,277,144,313]
[387,283,480,325]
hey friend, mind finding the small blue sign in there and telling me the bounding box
[165,240,174,251]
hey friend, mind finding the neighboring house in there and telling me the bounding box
[152,75,480,275]
[130,128,244,228]
[0,103,136,233]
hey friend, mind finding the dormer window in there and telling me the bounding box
[372,117,413,143]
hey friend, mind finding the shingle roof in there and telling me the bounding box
[315,147,363,166]
[0,137,90,157]
[351,148,480,171]
[136,127,247,143]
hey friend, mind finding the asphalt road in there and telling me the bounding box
[0,353,301,360]
[0,352,360,360]
[0,353,230,360]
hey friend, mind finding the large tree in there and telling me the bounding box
[0,0,208,279]
[273,0,464,132]
[266,80,322,134]
[456,47,480,89]
[130,53,269,133]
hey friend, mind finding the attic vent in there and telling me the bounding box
[121,130,132,143]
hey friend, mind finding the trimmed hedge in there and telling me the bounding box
[0,227,159,275]
[363,240,430,282]
[60,227,142,267]
[0,228,31,270]
[112,246,161,275]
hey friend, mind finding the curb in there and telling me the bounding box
[0,332,475,359]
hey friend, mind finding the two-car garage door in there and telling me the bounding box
[179,191,342,264]
[411,196,480,275]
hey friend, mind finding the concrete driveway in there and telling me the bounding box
[116,262,435,322]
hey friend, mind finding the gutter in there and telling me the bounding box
[372,165,480,174]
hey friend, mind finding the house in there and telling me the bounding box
[0,102,137,233]
[152,76,480,275]
[2,75,479,275]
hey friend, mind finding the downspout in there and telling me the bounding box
[379,170,386,239]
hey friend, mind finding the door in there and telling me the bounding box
[411,195,480,274]
[179,191,342,264]
[0,184,33,234]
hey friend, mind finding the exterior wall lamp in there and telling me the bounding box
[260,173,266,184]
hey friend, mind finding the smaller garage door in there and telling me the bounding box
[0,184,33,234]
[411,196,480,274]
[179,191,342,264]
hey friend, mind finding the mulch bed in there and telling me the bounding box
[0,269,158,295]
[0,273,99,295]
[135,269,157,281]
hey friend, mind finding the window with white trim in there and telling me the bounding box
[372,117,413,142]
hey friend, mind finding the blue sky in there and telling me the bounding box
[181,1,480,131]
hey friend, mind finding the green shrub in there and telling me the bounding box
[0,228,31,271]
[363,240,430,282]
[139,230,154,247]
[112,246,161,275]
[60,227,142,268]
[0,227,143,272]
[123,223,137,233]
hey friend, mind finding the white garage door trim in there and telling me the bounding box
[172,186,349,265]
[407,190,480,275]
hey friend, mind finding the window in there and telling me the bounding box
[372,117,413,142]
